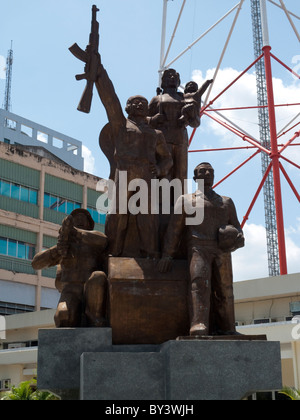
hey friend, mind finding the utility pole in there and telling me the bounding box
[3,41,13,112]
[250,0,280,276]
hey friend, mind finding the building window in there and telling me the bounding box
[87,207,106,225]
[0,301,35,316]
[0,379,11,391]
[0,179,38,205]
[44,193,81,215]
[0,237,35,260]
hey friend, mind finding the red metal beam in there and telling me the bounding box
[278,130,300,155]
[213,149,261,189]
[270,52,300,80]
[189,145,257,153]
[200,53,264,114]
[241,162,273,229]
[189,143,300,153]
[277,121,300,139]
[280,155,300,170]
[188,54,265,147]
[263,45,287,275]
[205,103,300,113]
[188,127,197,147]
[279,162,300,203]
[202,110,271,155]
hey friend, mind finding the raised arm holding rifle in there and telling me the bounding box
[69,5,172,259]
[69,5,100,113]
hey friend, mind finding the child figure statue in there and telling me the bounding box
[179,79,213,127]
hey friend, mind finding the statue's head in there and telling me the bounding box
[161,69,181,90]
[70,209,95,231]
[184,81,198,94]
[193,162,214,188]
[125,95,149,117]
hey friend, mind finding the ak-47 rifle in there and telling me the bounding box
[69,5,100,113]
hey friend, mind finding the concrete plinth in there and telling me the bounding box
[162,340,281,400]
[38,328,282,400]
[81,352,165,401]
[37,328,112,400]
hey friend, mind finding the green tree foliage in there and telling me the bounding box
[0,379,59,400]
[279,386,300,400]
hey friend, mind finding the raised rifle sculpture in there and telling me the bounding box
[69,5,100,113]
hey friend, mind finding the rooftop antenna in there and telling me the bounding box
[3,41,13,112]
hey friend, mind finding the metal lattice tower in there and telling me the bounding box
[3,41,13,112]
[250,0,280,276]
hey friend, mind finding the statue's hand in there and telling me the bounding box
[158,256,173,273]
[95,52,102,78]
[61,215,74,231]
[150,113,166,128]
[181,103,196,118]
[57,216,74,257]
[177,115,188,128]
[234,232,245,250]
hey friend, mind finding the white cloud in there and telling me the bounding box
[82,145,96,174]
[0,55,6,80]
[286,235,300,271]
[232,223,269,282]
[192,68,259,145]
[192,67,300,162]
[232,222,300,282]
[285,217,300,273]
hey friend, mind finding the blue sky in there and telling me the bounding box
[0,0,299,280]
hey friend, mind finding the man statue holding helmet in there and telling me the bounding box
[159,162,245,336]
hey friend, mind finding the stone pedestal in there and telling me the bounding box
[37,328,112,400]
[37,328,282,400]
[81,352,165,400]
[161,339,281,400]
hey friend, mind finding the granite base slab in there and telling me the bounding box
[37,328,282,400]
[37,328,112,400]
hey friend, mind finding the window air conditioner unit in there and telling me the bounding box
[290,302,300,316]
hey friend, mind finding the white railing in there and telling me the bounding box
[0,109,84,171]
